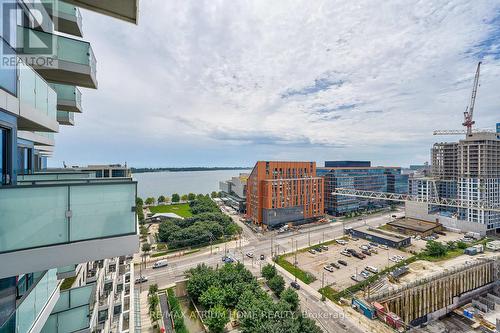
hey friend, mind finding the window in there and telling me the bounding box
[0,126,11,184]
[17,146,32,175]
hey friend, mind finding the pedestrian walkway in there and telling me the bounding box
[159,292,174,333]
[139,290,155,332]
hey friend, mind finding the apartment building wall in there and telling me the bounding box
[0,1,139,332]
[427,129,500,232]
[246,161,324,227]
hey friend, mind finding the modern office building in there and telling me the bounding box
[317,161,408,216]
[0,1,139,332]
[246,161,324,227]
[219,173,249,212]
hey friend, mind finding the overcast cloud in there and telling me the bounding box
[49,0,500,168]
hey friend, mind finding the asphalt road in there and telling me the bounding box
[135,209,403,332]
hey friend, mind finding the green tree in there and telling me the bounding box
[199,285,225,308]
[172,193,180,203]
[268,275,285,296]
[181,194,189,202]
[150,310,161,327]
[158,195,165,204]
[136,197,144,206]
[425,240,448,257]
[211,191,218,198]
[188,193,196,201]
[145,197,155,205]
[280,288,299,310]
[457,241,468,249]
[205,304,229,333]
[148,293,159,313]
[187,264,217,302]
[261,264,277,280]
[148,284,158,296]
[141,243,151,253]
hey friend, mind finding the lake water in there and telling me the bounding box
[133,169,251,199]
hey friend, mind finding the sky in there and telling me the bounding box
[49,0,500,168]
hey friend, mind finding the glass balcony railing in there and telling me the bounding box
[17,171,97,183]
[49,83,82,112]
[18,60,57,121]
[0,180,136,254]
[18,27,94,66]
[41,283,96,333]
[57,110,75,125]
[0,270,59,333]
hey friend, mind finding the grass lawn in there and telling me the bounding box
[275,256,316,284]
[149,203,192,217]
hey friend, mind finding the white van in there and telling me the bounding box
[365,266,378,274]
[153,260,168,269]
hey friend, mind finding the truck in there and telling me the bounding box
[465,232,481,240]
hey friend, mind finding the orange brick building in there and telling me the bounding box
[246,161,324,227]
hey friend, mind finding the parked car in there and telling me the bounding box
[324,265,335,272]
[330,263,340,269]
[370,248,378,254]
[360,245,369,251]
[369,242,379,247]
[320,245,329,251]
[336,239,347,245]
[246,252,254,258]
[338,260,348,266]
[361,249,372,256]
[308,249,317,254]
[351,237,359,241]
[340,251,352,257]
[351,275,364,282]
[290,281,300,290]
[392,214,397,218]
[153,260,168,269]
[135,276,148,284]
[314,247,322,252]
[260,254,265,260]
[380,245,389,250]
[365,266,379,274]
[222,256,235,263]
[360,271,371,278]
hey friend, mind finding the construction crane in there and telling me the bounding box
[331,188,500,212]
[434,62,484,136]
[463,61,481,136]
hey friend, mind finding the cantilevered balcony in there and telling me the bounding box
[17,131,55,147]
[63,0,138,24]
[17,27,97,88]
[49,83,82,113]
[0,178,138,279]
[17,61,59,133]
[0,270,60,333]
[41,283,97,333]
[57,110,75,126]
[43,0,83,37]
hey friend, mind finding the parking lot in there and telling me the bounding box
[286,238,410,291]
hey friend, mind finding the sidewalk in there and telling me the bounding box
[139,290,155,333]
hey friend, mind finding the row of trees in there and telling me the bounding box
[187,263,321,333]
[138,192,221,207]
[157,196,241,249]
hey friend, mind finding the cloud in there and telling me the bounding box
[51,0,500,167]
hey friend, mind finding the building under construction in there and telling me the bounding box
[408,128,500,234]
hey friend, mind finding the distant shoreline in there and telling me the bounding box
[131,167,251,174]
